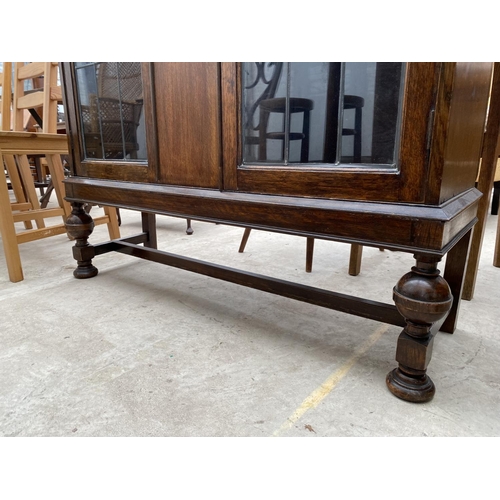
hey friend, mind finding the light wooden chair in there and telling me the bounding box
[0,62,120,283]
[462,63,500,298]
[1,62,12,131]
[0,132,121,282]
[13,62,61,134]
[12,62,63,192]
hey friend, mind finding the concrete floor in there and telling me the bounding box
[1,201,499,437]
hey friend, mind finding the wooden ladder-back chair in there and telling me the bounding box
[13,62,60,134]
[12,62,61,194]
[0,62,120,283]
[1,62,36,232]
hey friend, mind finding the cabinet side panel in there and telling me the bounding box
[154,63,222,188]
[438,62,492,204]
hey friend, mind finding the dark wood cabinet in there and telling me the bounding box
[60,62,493,402]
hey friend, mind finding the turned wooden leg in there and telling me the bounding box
[65,202,98,279]
[386,254,453,403]
[186,218,193,235]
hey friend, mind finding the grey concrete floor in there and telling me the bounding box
[1,200,499,438]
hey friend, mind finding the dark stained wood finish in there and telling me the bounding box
[437,63,492,204]
[60,62,493,403]
[221,63,239,191]
[64,177,481,254]
[60,63,157,183]
[232,63,439,203]
[387,255,453,402]
[154,63,222,189]
[93,238,407,327]
[64,202,98,279]
[59,63,80,177]
[236,166,402,202]
[141,212,157,249]
[397,63,439,203]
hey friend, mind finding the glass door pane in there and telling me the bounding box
[241,62,405,167]
[74,62,147,161]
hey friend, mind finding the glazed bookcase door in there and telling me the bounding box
[60,62,158,183]
[222,62,490,205]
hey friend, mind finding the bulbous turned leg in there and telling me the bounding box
[65,202,98,279]
[386,254,453,403]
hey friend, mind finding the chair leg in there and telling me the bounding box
[306,237,314,272]
[239,228,252,253]
[39,181,54,208]
[4,155,33,230]
[17,155,46,229]
[492,181,499,215]
[103,206,121,240]
[494,210,500,268]
[45,154,72,219]
[0,161,24,282]
[348,244,363,276]
[186,218,193,235]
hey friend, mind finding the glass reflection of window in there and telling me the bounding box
[241,62,405,167]
[74,62,146,161]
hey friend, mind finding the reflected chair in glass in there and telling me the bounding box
[239,62,364,274]
[243,62,313,163]
[81,62,143,161]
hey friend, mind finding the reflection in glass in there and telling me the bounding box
[74,62,146,161]
[242,62,404,166]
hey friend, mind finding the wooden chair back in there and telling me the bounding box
[12,62,62,133]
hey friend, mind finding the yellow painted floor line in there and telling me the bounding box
[272,323,391,437]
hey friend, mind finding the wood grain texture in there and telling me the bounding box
[232,63,439,204]
[64,177,480,254]
[438,63,493,204]
[96,239,406,327]
[221,63,238,190]
[154,63,221,188]
[397,62,438,203]
[60,63,155,183]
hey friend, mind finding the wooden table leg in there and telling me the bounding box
[65,202,98,279]
[387,254,452,402]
